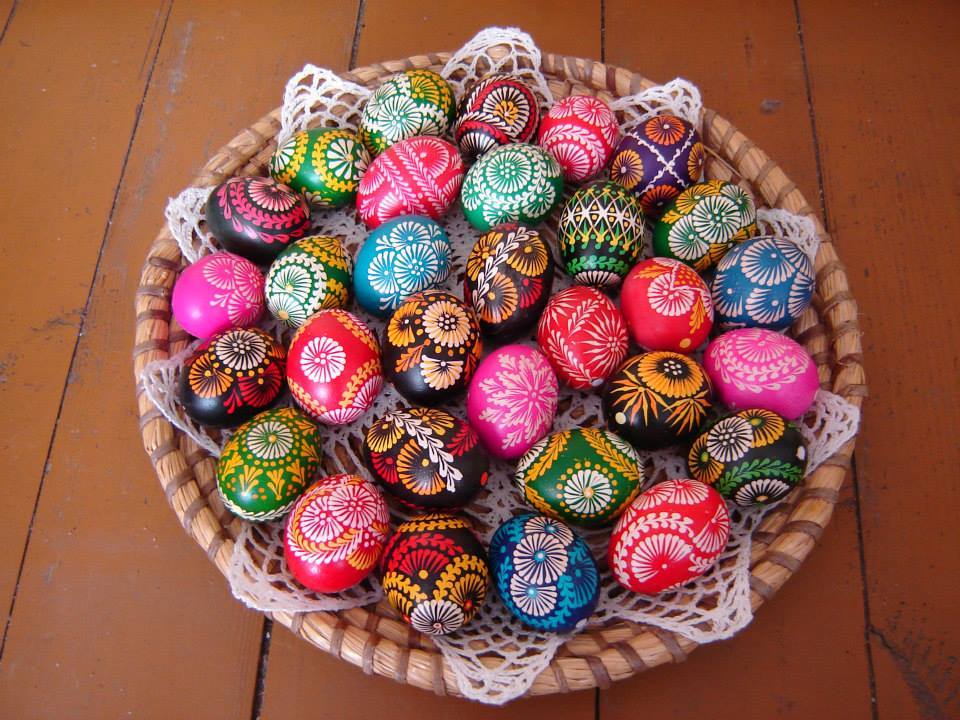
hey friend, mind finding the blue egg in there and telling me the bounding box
[489,512,599,633]
[711,236,814,331]
[353,215,452,318]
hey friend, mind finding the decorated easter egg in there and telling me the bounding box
[466,345,559,460]
[463,224,554,339]
[609,479,730,594]
[265,235,352,328]
[454,74,540,160]
[704,328,818,419]
[619,257,714,353]
[363,407,488,509]
[358,69,456,156]
[284,473,390,593]
[179,327,286,427]
[610,115,704,216]
[357,136,464,229]
[489,513,599,632]
[712,236,815,331]
[603,352,713,450]
[516,428,643,528]
[205,177,311,264]
[269,128,370,209]
[380,513,490,635]
[460,143,564,232]
[171,252,265,339]
[287,309,383,425]
[537,286,628,390]
[558,181,644,288]
[354,216,452,318]
[652,180,759,271]
[688,409,807,506]
[383,290,482,405]
[216,407,321,521]
[537,95,619,183]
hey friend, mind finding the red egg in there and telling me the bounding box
[536,285,628,389]
[537,95,619,183]
[620,257,714,353]
[284,474,390,593]
[609,479,730,594]
[287,309,383,425]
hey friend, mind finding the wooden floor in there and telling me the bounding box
[0,1,957,718]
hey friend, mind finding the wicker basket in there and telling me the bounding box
[133,50,867,697]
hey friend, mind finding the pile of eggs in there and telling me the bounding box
[170,67,819,637]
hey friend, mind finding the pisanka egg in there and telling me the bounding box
[603,352,714,450]
[287,309,383,425]
[265,235,353,328]
[463,224,554,340]
[284,474,390,593]
[489,513,599,632]
[179,327,286,427]
[171,252,265,339]
[516,428,643,528]
[537,95,619,183]
[269,128,370,209]
[216,407,321,521]
[466,345,559,460]
[537,286,628,390]
[363,407,489,509]
[712,236,815,331]
[380,513,490,636]
[358,69,456,156]
[454,74,540,160]
[688,408,807,506]
[619,257,714,353]
[609,479,730,594]
[382,290,482,405]
[704,328,819,419]
[353,216,452,318]
[460,144,564,232]
[609,114,704,216]
[357,136,464,229]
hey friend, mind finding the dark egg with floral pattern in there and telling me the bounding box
[687,408,807,507]
[363,407,489,509]
[382,290,482,406]
[380,513,490,636]
[603,352,714,450]
[463,224,554,340]
[205,176,312,264]
[453,74,540,160]
[179,327,286,428]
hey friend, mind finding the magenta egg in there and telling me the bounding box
[466,345,558,460]
[704,328,819,419]
[171,252,265,339]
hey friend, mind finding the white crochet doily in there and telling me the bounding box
[141,28,860,705]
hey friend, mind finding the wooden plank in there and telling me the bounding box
[259,2,602,716]
[0,2,359,718]
[798,1,960,718]
[600,2,875,717]
[0,0,169,621]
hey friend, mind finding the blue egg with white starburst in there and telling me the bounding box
[353,215,452,318]
[489,513,599,633]
[711,236,815,331]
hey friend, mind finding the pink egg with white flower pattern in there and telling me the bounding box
[171,252,265,339]
[704,328,819,419]
[537,95,619,183]
[466,345,558,460]
[609,479,730,594]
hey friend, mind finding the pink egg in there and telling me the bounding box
[537,95,619,183]
[704,328,819,419]
[171,252,265,339]
[466,345,558,460]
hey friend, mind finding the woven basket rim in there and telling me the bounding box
[132,50,867,699]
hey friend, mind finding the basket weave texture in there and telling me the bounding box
[133,51,867,697]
